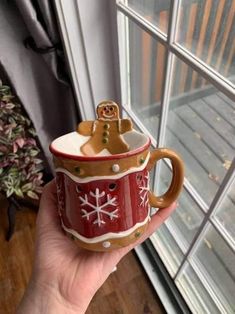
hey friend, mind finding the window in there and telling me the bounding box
[116,0,235,313]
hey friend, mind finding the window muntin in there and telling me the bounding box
[176,262,221,314]
[213,176,235,249]
[127,0,171,34]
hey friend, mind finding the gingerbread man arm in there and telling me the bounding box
[120,119,133,134]
[77,121,94,136]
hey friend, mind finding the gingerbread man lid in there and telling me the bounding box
[50,101,150,159]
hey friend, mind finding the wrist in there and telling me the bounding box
[17,275,91,314]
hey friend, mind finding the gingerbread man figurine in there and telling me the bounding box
[77,101,133,156]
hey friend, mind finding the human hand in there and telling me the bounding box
[17,180,177,314]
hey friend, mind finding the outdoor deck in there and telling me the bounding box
[142,92,235,241]
[142,91,235,307]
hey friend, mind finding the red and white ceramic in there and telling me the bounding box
[50,127,184,251]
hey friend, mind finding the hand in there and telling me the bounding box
[17,180,177,314]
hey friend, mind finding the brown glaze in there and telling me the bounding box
[147,148,184,208]
[77,101,133,156]
[53,149,149,177]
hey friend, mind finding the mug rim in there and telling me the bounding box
[49,137,151,161]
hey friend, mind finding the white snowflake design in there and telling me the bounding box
[139,172,150,207]
[78,188,118,227]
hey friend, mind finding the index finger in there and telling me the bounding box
[36,179,61,233]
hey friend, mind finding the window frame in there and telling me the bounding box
[116,0,235,246]
[116,0,235,312]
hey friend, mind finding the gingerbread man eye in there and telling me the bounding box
[110,107,113,111]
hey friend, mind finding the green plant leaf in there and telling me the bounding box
[28,128,37,136]
[31,164,44,173]
[0,136,8,144]
[5,103,15,109]
[0,81,44,200]
[8,153,18,158]
[9,168,19,175]
[29,149,39,157]
[22,182,33,192]
[27,190,39,200]
[15,188,24,198]
[8,117,16,124]
[6,187,14,198]
[34,158,43,164]
[2,95,14,102]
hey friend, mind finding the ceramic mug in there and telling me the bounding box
[50,129,184,251]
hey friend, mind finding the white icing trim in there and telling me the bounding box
[91,121,96,134]
[61,211,150,243]
[118,119,121,133]
[98,103,117,108]
[55,152,150,183]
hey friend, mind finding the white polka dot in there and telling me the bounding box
[102,241,111,248]
[112,164,120,173]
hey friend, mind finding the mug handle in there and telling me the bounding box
[147,148,184,208]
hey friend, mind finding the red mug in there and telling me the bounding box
[50,129,184,251]
[50,101,184,251]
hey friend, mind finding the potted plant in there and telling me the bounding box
[0,80,44,240]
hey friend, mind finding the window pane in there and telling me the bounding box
[158,162,204,252]
[176,262,220,314]
[127,0,170,34]
[213,175,235,246]
[128,19,167,138]
[165,57,235,205]
[190,224,235,312]
[151,224,184,277]
[177,0,235,84]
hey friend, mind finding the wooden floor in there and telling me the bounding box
[0,200,164,314]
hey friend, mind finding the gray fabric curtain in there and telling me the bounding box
[0,0,79,172]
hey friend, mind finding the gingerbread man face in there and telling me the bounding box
[97,101,120,120]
